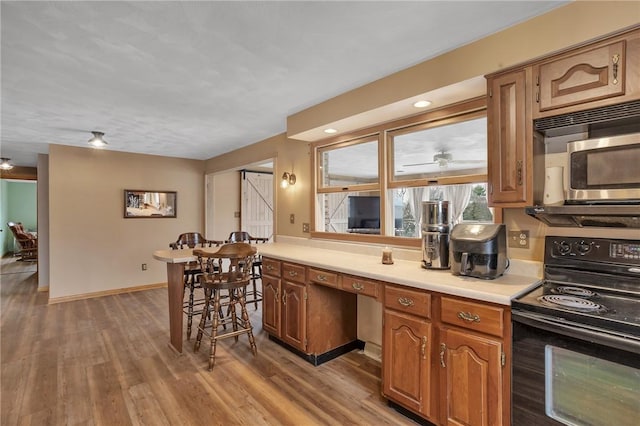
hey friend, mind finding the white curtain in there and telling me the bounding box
[443,184,473,225]
[409,187,426,232]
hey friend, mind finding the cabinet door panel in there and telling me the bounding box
[440,328,503,426]
[487,69,531,206]
[538,40,626,112]
[383,310,435,421]
[281,281,307,351]
[261,276,280,336]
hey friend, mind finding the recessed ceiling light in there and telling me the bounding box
[324,128,337,134]
[413,100,432,108]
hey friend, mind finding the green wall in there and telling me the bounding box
[1,180,37,256]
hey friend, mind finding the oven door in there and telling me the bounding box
[512,311,640,426]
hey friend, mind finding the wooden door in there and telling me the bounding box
[281,281,307,352]
[440,328,503,426]
[487,68,532,206]
[261,275,280,336]
[241,171,273,239]
[383,310,435,421]
[537,40,626,113]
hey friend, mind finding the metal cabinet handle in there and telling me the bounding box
[421,336,427,360]
[266,265,275,271]
[398,297,414,307]
[457,311,481,323]
[516,161,523,186]
[440,343,446,367]
[282,292,286,306]
[612,53,620,85]
[351,282,364,291]
[288,270,298,277]
[316,274,327,281]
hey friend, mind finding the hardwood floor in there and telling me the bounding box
[0,257,416,425]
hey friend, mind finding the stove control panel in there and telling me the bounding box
[547,236,640,264]
[611,242,640,260]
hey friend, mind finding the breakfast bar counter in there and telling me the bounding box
[153,242,541,353]
[153,246,219,353]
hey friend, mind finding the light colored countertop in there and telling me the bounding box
[153,242,542,306]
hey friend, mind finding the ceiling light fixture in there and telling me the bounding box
[0,158,14,170]
[88,131,108,148]
[281,171,296,189]
[413,100,432,108]
[324,128,337,134]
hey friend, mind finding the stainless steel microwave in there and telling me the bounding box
[567,133,640,203]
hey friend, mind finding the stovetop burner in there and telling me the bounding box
[553,286,597,298]
[538,294,605,312]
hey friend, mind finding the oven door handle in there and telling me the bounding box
[513,310,640,354]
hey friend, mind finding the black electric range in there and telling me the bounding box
[512,236,640,351]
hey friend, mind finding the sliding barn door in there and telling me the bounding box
[241,171,273,240]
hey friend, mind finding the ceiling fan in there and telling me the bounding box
[403,149,485,168]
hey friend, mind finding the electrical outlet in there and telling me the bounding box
[508,230,530,249]
[141,263,147,271]
[302,223,310,233]
[290,213,295,224]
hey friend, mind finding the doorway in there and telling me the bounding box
[241,170,273,240]
[1,179,38,276]
[205,160,275,242]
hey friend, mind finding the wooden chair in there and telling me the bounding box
[7,222,37,261]
[169,232,224,340]
[227,231,269,309]
[193,243,258,370]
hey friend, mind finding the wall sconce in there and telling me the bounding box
[0,158,14,170]
[87,131,108,148]
[281,171,296,188]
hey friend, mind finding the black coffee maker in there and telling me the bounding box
[450,224,508,279]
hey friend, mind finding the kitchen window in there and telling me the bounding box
[311,97,491,246]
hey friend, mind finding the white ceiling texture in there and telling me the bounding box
[1,1,565,168]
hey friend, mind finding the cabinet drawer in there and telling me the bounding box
[341,275,379,298]
[282,262,306,284]
[308,267,339,288]
[262,258,281,277]
[440,296,504,337]
[384,285,431,318]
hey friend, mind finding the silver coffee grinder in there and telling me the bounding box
[421,200,451,269]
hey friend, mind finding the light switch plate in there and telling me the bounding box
[289,213,295,224]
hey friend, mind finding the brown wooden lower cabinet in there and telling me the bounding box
[383,309,436,423]
[281,280,307,351]
[439,328,504,426]
[261,258,510,425]
[383,284,510,426]
[261,258,358,363]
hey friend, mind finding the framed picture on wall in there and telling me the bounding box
[124,189,177,218]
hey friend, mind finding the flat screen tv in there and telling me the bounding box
[348,196,380,234]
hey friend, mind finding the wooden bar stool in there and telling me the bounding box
[169,233,223,340]
[193,243,258,370]
[227,231,269,309]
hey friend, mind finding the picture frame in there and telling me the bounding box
[124,189,177,218]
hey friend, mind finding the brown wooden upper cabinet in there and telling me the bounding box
[486,68,541,207]
[485,25,639,208]
[534,27,639,118]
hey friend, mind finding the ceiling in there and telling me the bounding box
[1,1,566,168]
